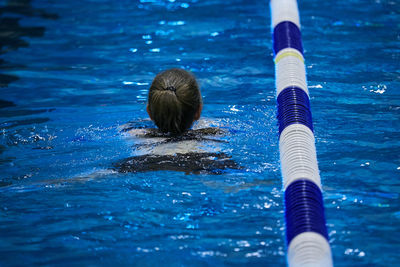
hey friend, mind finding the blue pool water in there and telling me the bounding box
[1,0,399,266]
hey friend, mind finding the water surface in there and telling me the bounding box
[0,0,399,266]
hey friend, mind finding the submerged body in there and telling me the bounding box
[115,120,240,174]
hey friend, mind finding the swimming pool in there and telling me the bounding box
[1,0,399,266]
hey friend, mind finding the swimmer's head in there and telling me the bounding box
[147,68,202,135]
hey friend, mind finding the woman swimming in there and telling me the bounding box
[114,68,240,174]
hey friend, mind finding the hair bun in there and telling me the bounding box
[165,86,176,93]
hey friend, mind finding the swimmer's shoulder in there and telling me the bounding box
[124,127,225,142]
[190,127,225,136]
[119,118,230,145]
[120,120,225,139]
[118,120,162,139]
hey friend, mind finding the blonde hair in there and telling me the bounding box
[147,68,202,134]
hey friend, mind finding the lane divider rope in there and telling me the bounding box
[270,0,334,266]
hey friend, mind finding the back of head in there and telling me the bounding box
[147,68,202,135]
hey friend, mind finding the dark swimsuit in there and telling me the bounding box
[114,126,241,174]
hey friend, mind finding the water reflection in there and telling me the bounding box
[0,1,58,174]
[0,99,15,108]
[0,0,58,19]
[0,0,58,88]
